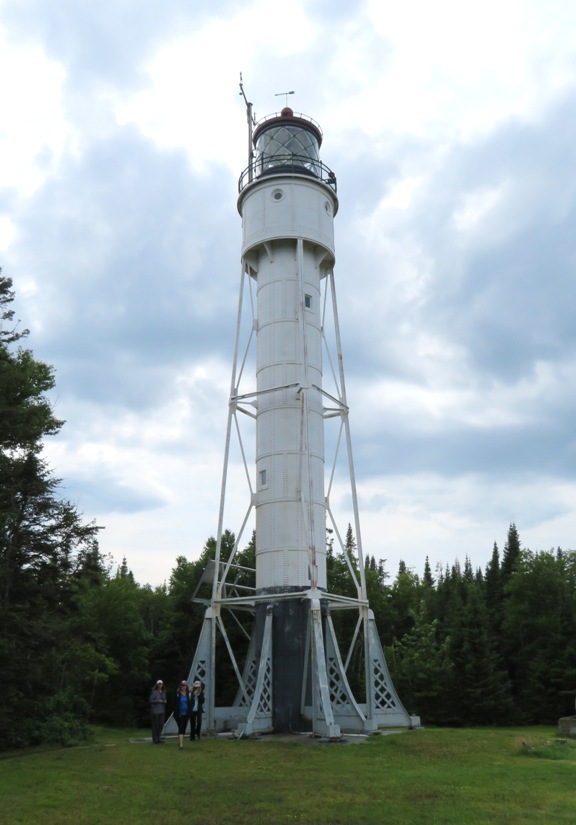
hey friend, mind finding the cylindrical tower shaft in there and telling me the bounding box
[239,130,337,597]
[237,109,338,729]
[253,236,325,591]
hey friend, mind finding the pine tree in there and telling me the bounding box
[502,523,521,582]
[484,542,503,641]
[385,601,454,724]
[502,549,576,722]
[0,273,100,748]
[344,523,356,561]
[423,556,435,587]
[452,582,515,724]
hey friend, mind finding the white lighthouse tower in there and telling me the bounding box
[185,88,413,738]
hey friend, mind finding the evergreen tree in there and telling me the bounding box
[502,549,576,722]
[364,556,394,647]
[423,556,435,587]
[484,542,503,650]
[0,273,100,748]
[501,523,521,582]
[385,601,453,723]
[344,523,356,560]
[78,566,151,725]
[451,582,515,725]
[389,562,420,641]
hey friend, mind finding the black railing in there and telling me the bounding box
[238,153,337,193]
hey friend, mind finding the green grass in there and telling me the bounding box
[1,727,575,824]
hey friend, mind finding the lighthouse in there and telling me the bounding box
[183,90,414,738]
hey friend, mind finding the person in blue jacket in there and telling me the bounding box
[174,680,192,750]
[189,680,205,741]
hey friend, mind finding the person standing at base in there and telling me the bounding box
[190,681,205,741]
[149,679,167,744]
[174,681,192,750]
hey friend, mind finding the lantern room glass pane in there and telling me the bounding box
[255,125,320,177]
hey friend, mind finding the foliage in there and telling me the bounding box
[0,272,102,749]
[35,691,94,747]
[386,605,454,722]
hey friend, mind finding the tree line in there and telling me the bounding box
[1,272,575,750]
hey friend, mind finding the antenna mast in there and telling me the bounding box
[239,73,256,182]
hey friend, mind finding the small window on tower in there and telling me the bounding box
[259,469,267,487]
[304,294,312,309]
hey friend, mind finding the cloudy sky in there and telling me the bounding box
[1,0,575,587]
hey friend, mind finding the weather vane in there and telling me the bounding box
[275,90,295,108]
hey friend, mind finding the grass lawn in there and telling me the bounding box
[1,726,574,824]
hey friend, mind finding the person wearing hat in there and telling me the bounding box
[174,681,192,750]
[149,680,167,744]
[189,680,205,741]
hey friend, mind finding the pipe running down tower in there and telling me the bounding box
[186,97,414,737]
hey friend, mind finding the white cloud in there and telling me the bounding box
[0,33,67,194]
[115,0,317,174]
[363,0,576,138]
[0,215,17,251]
[2,0,576,586]
[358,471,576,576]
[452,185,506,232]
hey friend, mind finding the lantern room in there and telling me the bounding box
[238,107,336,193]
[253,106,322,179]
